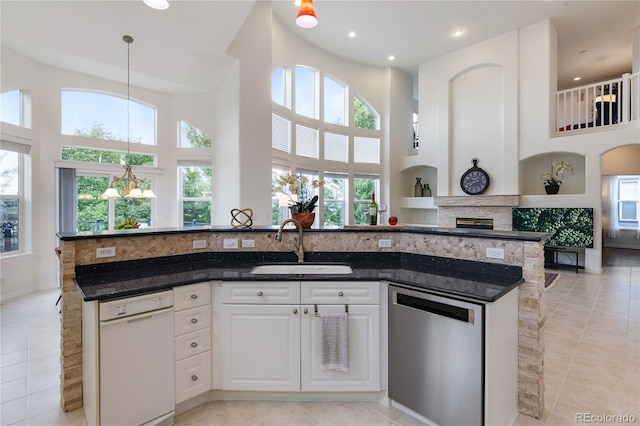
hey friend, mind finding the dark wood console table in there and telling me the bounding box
[544,246,584,273]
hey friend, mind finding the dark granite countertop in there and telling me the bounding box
[58,224,550,243]
[75,252,523,303]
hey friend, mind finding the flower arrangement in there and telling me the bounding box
[541,160,574,186]
[274,173,324,214]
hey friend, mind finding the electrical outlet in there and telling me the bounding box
[378,239,392,248]
[486,247,505,259]
[96,247,116,258]
[223,239,239,249]
[192,240,207,249]
[242,239,255,248]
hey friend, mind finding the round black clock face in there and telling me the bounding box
[460,159,490,195]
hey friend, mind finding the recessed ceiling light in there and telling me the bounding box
[388,55,395,61]
[294,0,301,6]
[454,29,465,37]
[574,77,581,81]
[348,31,356,38]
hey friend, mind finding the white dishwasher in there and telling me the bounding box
[99,291,175,426]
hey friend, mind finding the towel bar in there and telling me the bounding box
[313,303,349,317]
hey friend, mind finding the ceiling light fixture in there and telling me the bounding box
[296,0,318,29]
[574,77,582,81]
[454,29,465,37]
[143,0,169,10]
[102,35,157,200]
[388,55,395,61]
[348,31,356,38]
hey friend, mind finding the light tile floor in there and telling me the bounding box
[1,263,638,425]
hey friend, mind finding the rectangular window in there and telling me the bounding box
[62,146,155,167]
[295,124,319,159]
[179,163,212,226]
[324,76,346,125]
[295,66,317,119]
[272,166,292,225]
[354,136,380,164]
[272,114,291,153]
[323,172,348,228]
[618,177,639,226]
[353,174,379,225]
[324,132,348,163]
[77,175,109,232]
[1,149,22,254]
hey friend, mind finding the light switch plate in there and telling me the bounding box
[96,247,116,258]
[378,239,392,248]
[242,239,255,248]
[486,247,505,259]
[192,240,207,249]
[223,239,239,249]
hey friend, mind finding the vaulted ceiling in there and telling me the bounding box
[1,1,638,95]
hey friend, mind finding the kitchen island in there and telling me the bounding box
[58,225,549,419]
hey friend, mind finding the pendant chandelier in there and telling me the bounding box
[296,0,318,28]
[102,35,156,199]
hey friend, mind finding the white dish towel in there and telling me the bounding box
[320,312,349,373]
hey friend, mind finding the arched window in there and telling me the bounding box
[271,65,382,227]
[61,90,156,145]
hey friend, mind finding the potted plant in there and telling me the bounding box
[274,173,324,228]
[541,160,573,194]
[114,217,140,229]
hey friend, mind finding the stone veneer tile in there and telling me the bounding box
[58,231,545,419]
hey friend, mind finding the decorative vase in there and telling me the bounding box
[545,184,560,195]
[414,178,422,197]
[292,212,315,228]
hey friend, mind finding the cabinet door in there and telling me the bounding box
[221,304,300,391]
[301,304,380,392]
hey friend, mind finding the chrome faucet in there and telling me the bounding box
[275,218,304,262]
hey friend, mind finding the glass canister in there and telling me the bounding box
[414,178,422,197]
[422,183,432,197]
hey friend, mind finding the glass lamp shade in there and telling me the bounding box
[102,187,121,198]
[127,187,144,198]
[143,0,169,10]
[296,0,318,28]
[142,189,157,198]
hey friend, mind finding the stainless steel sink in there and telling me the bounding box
[249,263,353,275]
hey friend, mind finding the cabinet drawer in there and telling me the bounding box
[222,282,300,304]
[301,281,380,304]
[174,282,211,311]
[175,305,211,336]
[175,351,212,404]
[175,328,211,361]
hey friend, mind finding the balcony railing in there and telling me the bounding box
[556,72,639,134]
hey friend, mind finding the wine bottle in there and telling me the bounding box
[369,192,378,225]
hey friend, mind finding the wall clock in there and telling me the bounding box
[460,158,490,195]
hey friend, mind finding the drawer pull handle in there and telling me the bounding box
[338,291,344,297]
[191,375,198,381]
[303,308,309,315]
[293,308,298,314]
[257,291,264,296]
[191,318,198,324]
[191,342,198,348]
[190,294,198,299]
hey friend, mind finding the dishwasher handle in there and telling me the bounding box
[395,292,474,325]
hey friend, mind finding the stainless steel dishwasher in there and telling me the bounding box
[388,285,484,426]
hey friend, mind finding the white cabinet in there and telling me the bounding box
[221,303,301,391]
[220,281,381,393]
[174,282,212,404]
[301,304,380,391]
